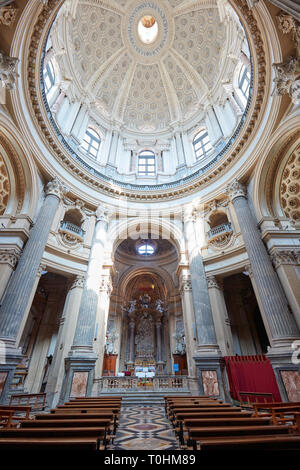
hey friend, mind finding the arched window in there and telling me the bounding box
[193,129,212,160]
[81,127,101,158]
[43,60,56,94]
[238,65,251,100]
[138,150,156,176]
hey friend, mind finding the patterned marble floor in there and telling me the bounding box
[111,405,180,450]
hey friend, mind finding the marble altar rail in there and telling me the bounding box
[94,375,189,393]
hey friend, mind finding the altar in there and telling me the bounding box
[122,295,168,374]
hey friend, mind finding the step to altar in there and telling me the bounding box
[95,390,191,405]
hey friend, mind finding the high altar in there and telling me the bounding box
[122,294,167,375]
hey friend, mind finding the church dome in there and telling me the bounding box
[40,0,253,190]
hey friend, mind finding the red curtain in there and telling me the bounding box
[224,355,282,402]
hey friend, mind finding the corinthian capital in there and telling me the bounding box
[0,51,19,90]
[272,57,300,104]
[45,177,68,200]
[96,204,109,224]
[226,179,247,202]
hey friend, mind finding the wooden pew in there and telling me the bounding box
[196,435,300,451]
[252,402,300,424]
[0,437,99,451]
[9,393,46,412]
[0,405,32,423]
[0,411,15,429]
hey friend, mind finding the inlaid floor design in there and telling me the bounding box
[111,405,180,450]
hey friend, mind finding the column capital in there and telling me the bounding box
[99,275,112,294]
[45,177,68,201]
[206,275,223,290]
[95,204,110,224]
[0,51,19,90]
[270,249,300,269]
[244,263,254,279]
[226,178,247,202]
[69,274,85,290]
[37,263,47,278]
[0,249,20,269]
[179,274,192,292]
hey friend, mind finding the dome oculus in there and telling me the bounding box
[138,16,158,44]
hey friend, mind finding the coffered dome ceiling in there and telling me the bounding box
[49,0,245,134]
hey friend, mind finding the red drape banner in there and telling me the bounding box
[224,355,282,402]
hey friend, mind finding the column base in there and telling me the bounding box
[0,338,23,404]
[193,353,230,402]
[59,354,97,404]
[267,343,300,402]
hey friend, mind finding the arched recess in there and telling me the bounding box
[0,118,39,219]
[117,266,177,302]
[252,116,300,222]
[109,216,186,262]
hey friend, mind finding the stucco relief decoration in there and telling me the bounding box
[0,154,10,215]
[280,149,300,222]
[272,57,300,105]
[0,5,18,26]
[0,51,19,90]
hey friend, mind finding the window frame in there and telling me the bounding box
[81,127,101,159]
[192,128,213,160]
[43,61,56,94]
[138,150,156,176]
[238,65,251,100]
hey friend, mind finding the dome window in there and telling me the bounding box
[136,240,156,256]
[193,129,213,160]
[138,150,156,176]
[81,127,101,159]
[43,61,55,94]
[238,65,251,100]
[138,16,158,44]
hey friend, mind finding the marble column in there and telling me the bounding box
[179,272,197,377]
[0,177,66,346]
[183,210,219,352]
[0,249,20,300]
[226,180,300,349]
[206,275,235,356]
[226,179,300,401]
[183,211,228,400]
[270,249,300,330]
[156,316,163,364]
[0,178,66,403]
[94,274,113,378]
[127,313,136,366]
[45,275,84,409]
[62,205,109,400]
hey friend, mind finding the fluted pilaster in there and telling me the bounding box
[183,210,218,351]
[71,204,109,354]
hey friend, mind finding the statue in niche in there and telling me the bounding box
[135,310,154,357]
[122,299,136,314]
[155,299,167,314]
[105,325,118,355]
[139,292,151,308]
[173,332,186,355]
[173,320,186,355]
